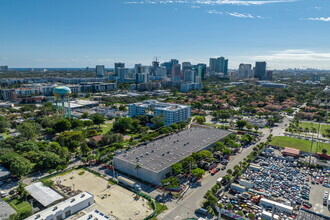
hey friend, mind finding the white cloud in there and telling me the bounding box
[207,9,223,14]
[305,17,330,22]
[251,49,330,61]
[125,0,296,6]
[227,12,255,18]
[207,10,265,18]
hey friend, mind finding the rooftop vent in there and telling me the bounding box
[151,150,154,153]
[167,151,170,154]
[162,153,165,156]
[140,154,143,157]
[53,206,58,211]
[81,194,85,198]
[71,198,75,203]
[146,152,149,155]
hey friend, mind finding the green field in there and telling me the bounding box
[296,122,329,136]
[101,123,113,134]
[9,199,32,214]
[270,136,330,153]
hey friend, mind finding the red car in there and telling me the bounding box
[305,177,309,182]
[211,169,217,175]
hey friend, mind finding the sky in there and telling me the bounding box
[1,0,330,69]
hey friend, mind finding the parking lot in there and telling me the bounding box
[52,169,152,220]
[219,146,330,218]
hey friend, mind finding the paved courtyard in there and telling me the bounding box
[52,169,152,220]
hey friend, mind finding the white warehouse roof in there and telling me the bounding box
[25,182,63,207]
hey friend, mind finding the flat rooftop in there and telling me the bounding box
[0,198,16,219]
[26,191,93,220]
[131,100,189,111]
[25,182,63,207]
[114,126,231,172]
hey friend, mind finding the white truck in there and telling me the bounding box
[117,176,142,192]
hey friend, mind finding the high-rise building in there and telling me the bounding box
[114,63,125,76]
[151,61,160,75]
[184,70,196,82]
[182,62,192,73]
[95,65,105,78]
[238,64,252,79]
[209,57,228,75]
[254,62,266,80]
[209,58,217,74]
[135,64,142,74]
[171,63,181,82]
[266,71,273,80]
[197,63,207,79]
[162,62,171,76]
[118,67,129,82]
[224,59,228,76]
[155,67,167,80]
[312,73,320,81]
[0,65,8,72]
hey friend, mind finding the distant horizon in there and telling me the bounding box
[4,66,330,71]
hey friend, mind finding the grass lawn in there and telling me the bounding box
[270,136,330,153]
[101,123,113,134]
[295,122,329,136]
[9,199,32,214]
[148,200,168,220]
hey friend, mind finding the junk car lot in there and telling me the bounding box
[219,146,330,219]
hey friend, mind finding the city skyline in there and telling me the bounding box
[1,0,330,69]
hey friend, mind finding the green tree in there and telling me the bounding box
[10,158,32,177]
[17,122,40,140]
[236,120,247,130]
[172,162,183,175]
[151,115,165,129]
[254,125,259,131]
[191,168,205,178]
[92,114,106,127]
[161,176,180,189]
[14,141,38,152]
[207,193,217,207]
[0,116,10,133]
[236,211,244,217]
[226,169,232,175]
[322,149,327,154]
[226,203,233,210]
[246,123,253,131]
[83,120,94,127]
[54,118,72,133]
[56,130,85,150]
[113,117,133,133]
[82,112,89,118]
[16,182,29,200]
[194,116,205,124]
[217,203,223,209]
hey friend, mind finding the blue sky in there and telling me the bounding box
[1,0,330,69]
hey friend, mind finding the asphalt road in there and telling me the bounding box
[160,118,290,220]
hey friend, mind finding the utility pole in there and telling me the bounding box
[308,134,314,167]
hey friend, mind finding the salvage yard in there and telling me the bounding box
[220,146,330,219]
[51,169,152,220]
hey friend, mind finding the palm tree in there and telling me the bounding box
[135,164,141,178]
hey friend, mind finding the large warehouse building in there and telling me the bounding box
[113,125,231,184]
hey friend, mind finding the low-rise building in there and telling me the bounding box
[113,125,231,184]
[0,198,16,219]
[26,191,94,220]
[25,182,64,207]
[260,198,293,214]
[77,210,111,220]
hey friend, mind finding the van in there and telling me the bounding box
[217,177,223,183]
[195,208,208,216]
